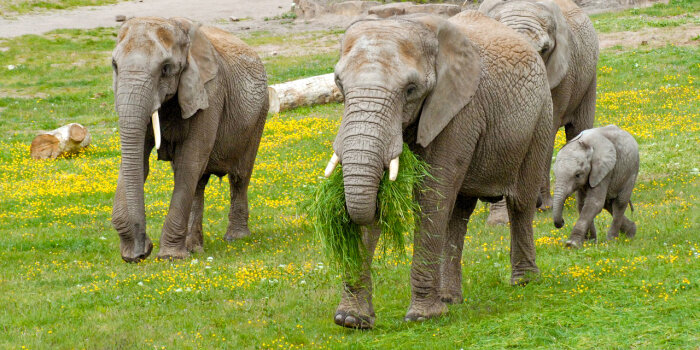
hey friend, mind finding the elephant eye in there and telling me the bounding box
[112,59,118,72]
[540,45,549,55]
[161,63,175,77]
[406,84,417,98]
[575,173,583,178]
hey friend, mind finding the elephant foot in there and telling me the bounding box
[120,237,153,263]
[621,221,636,238]
[334,310,375,330]
[185,235,204,253]
[510,267,539,286]
[565,238,583,249]
[439,290,463,304]
[486,207,509,226]
[334,289,375,329]
[224,227,251,241]
[606,231,619,241]
[404,297,448,322]
[156,246,190,260]
[565,230,586,249]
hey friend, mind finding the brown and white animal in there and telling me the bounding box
[111,17,268,262]
[324,11,552,329]
[479,0,599,225]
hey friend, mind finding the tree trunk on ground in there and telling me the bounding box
[30,123,91,159]
[268,73,343,114]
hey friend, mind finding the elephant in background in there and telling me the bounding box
[552,125,639,248]
[325,11,552,328]
[111,17,268,262]
[479,0,599,225]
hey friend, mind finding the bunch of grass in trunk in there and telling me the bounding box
[306,144,431,280]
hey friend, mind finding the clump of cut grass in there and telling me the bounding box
[306,144,431,279]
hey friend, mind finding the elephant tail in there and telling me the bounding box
[629,200,634,212]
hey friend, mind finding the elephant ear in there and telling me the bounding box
[412,16,482,147]
[170,18,218,119]
[538,0,570,88]
[582,134,616,188]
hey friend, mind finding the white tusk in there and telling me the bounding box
[389,157,399,181]
[324,153,339,178]
[151,111,161,150]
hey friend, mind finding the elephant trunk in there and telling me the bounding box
[337,93,401,226]
[342,147,384,226]
[112,77,154,261]
[552,184,568,228]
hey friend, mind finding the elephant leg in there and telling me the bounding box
[538,128,558,211]
[224,174,252,241]
[185,174,210,253]
[486,199,509,225]
[506,195,539,285]
[440,195,478,304]
[405,171,460,321]
[564,79,596,143]
[335,225,381,329]
[567,186,606,248]
[577,190,597,241]
[508,110,551,285]
[157,112,218,260]
[619,211,636,238]
[607,182,636,240]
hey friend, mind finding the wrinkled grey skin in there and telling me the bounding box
[111,17,268,262]
[552,125,638,248]
[330,12,552,329]
[480,0,599,225]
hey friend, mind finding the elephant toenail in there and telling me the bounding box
[344,316,357,327]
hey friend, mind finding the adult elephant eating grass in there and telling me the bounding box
[324,12,553,329]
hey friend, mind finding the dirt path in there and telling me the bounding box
[598,24,700,49]
[0,0,292,38]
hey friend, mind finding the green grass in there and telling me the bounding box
[591,0,700,33]
[0,0,122,17]
[306,144,429,280]
[0,3,699,348]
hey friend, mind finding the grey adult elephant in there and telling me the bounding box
[479,0,599,225]
[324,11,552,328]
[111,17,268,262]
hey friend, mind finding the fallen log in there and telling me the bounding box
[268,73,343,114]
[30,123,91,160]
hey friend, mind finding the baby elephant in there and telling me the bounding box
[552,125,639,247]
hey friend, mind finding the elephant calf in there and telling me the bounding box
[111,17,268,262]
[552,125,639,248]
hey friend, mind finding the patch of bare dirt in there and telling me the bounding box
[599,24,700,49]
[0,0,292,38]
[253,32,342,58]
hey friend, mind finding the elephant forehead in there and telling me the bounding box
[343,22,421,62]
[555,152,586,170]
[117,19,180,56]
[338,38,420,84]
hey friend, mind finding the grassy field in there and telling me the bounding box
[0,1,698,348]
